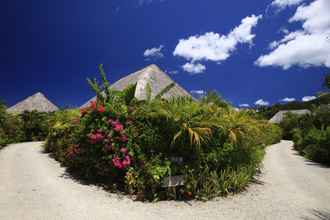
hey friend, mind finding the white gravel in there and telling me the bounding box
[0,141,329,220]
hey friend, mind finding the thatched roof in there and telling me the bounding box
[81,64,191,108]
[269,109,311,124]
[7,92,59,113]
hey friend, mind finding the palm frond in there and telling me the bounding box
[146,83,152,103]
[121,83,137,105]
[155,83,175,99]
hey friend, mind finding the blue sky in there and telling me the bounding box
[1,0,329,108]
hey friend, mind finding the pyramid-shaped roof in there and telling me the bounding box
[7,92,59,113]
[269,109,311,124]
[81,64,191,108]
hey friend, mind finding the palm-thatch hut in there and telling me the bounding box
[7,92,58,113]
[81,64,191,108]
[269,109,311,124]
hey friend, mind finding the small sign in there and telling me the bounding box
[162,175,185,187]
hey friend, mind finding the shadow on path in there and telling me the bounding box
[302,209,330,220]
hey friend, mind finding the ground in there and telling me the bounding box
[0,141,329,220]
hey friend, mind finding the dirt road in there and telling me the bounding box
[0,141,329,220]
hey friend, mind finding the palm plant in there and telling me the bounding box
[134,97,215,153]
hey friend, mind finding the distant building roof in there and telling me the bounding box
[81,64,191,108]
[7,92,58,113]
[269,109,311,124]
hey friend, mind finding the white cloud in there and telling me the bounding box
[271,0,305,9]
[256,0,330,69]
[280,28,289,34]
[182,62,206,74]
[173,14,262,64]
[255,99,270,106]
[269,41,280,50]
[290,0,330,33]
[239,104,250,108]
[190,90,206,95]
[302,96,316,102]
[280,97,296,102]
[144,45,164,59]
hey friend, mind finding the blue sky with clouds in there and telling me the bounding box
[1,0,329,108]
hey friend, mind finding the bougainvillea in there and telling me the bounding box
[73,100,135,174]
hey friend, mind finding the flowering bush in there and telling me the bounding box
[45,65,282,201]
[62,99,140,183]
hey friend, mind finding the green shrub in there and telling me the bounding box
[285,105,330,165]
[44,109,80,162]
[0,102,24,147]
[293,127,330,165]
[20,111,50,141]
[45,65,282,201]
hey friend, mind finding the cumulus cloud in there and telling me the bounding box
[239,104,250,108]
[143,45,164,59]
[280,97,296,102]
[255,99,270,106]
[302,96,316,102]
[256,0,330,69]
[182,62,206,74]
[271,0,305,9]
[173,14,262,64]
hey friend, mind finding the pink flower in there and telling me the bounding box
[112,155,131,169]
[113,123,123,133]
[122,155,131,167]
[108,119,124,133]
[112,156,123,169]
[88,132,105,144]
[120,147,128,154]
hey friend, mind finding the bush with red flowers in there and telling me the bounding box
[45,65,282,201]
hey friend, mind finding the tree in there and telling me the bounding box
[201,91,230,109]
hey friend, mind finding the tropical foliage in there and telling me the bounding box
[281,105,330,165]
[0,102,54,148]
[45,65,282,201]
[0,102,24,148]
[20,110,51,141]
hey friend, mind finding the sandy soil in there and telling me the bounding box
[0,141,329,220]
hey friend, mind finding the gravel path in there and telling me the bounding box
[0,141,329,220]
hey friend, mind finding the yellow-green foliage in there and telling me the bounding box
[45,109,80,162]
